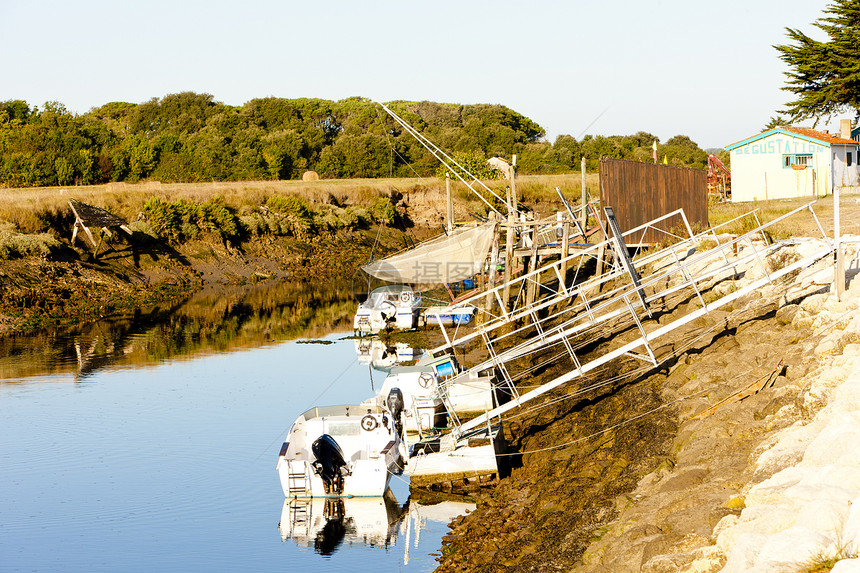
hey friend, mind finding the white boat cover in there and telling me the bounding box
[362,223,496,284]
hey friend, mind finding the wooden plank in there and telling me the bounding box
[599,157,707,244]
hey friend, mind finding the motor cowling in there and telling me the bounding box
[386,388,404,436]
[311,434,348,494]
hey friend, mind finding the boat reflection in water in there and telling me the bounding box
[354,338,422,371]
[279,490,475,561]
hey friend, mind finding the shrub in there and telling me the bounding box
[198,197,239,239]
[127,220,160,240]
[0,225,63,259]
[372,196,405,226]
[238,214,265,236]
[266,194,313,235]
[266,194,311,221]
[142,196,240,243]
[142,197,181,241]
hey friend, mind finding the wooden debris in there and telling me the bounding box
[691,359,785,420]
[68,200,132,256]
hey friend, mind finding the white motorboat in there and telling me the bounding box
[277,403,406,498]
[354,285,422,334]
[378,356,495,435]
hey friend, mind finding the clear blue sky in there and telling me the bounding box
[1,0,847,150]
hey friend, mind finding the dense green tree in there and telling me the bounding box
[763,116,791,131]
[0,100,36,124]
[262,130,306,179]
[317,134,390,178]
[0,92,711,187]
[660,135,708,169]
[775,0,860,124]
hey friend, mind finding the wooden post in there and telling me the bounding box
[595,168,608,278]
[503,183,514,310]
[446,173,454,232]
[510,155,518,213]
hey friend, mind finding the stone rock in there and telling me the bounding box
[800,293,829,313]
[831,559,860,573]
[775,304,800,325]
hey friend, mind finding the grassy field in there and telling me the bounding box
[0,174,603,250]
[0,173,856,241]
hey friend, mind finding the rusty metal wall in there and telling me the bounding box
[599,157,708,244]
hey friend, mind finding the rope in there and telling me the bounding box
[375,101,508,217]
[489,265,817,444]
[256,349,361,462]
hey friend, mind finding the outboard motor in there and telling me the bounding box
[386,387,404,436]
[311,434,348,495]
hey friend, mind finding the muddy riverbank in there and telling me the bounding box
[0,224,411,336]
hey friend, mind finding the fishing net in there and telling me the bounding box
[362,223,496,284]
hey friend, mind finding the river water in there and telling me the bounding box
[0,282,469,573]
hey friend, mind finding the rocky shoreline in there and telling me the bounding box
[434,237,860,573]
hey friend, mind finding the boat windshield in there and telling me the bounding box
[369,289,420,304]
[327,421,361,436]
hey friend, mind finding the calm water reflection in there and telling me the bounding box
[0,282,470,573]
[0,279,356,380]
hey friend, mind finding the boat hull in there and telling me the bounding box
[277,405,404,499]
[423,305,476,326]
[278,457,394,498]
[406,428,505,491]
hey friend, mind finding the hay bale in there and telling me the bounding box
[302,171,320,181]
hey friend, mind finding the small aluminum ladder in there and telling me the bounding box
[286,461,310,497]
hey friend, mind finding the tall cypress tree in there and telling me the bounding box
[774,0,860,125]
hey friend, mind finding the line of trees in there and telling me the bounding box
[0,94,712,188]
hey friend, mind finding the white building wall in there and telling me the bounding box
[831,145,859,188]
[730,133,829,202]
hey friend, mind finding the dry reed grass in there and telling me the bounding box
[0,173,597,234]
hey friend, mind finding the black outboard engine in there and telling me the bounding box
[386,388,404,436]
[311,434,348,495]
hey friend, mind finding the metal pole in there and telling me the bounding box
[485,221,500,316]
[445,173,454,232]
[503,181,514,310]
[526,219,539,305]
[835,186,845,300]
[581,156,587,230]
[561,217,570,290]
[510,155,518,213]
